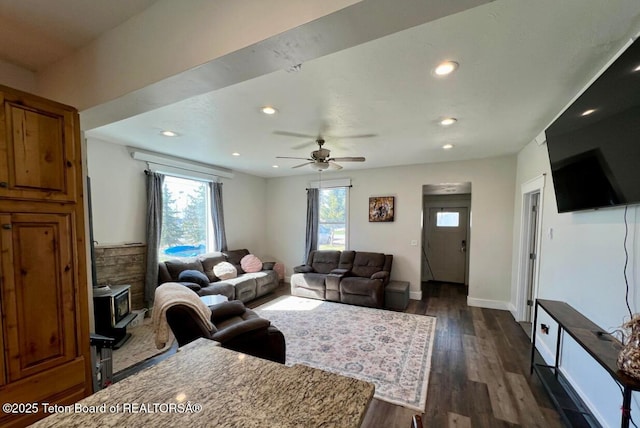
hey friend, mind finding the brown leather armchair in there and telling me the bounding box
[166,300,286,364]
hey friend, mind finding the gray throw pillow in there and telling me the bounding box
[178,270,210,288]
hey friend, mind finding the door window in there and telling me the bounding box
[436,211,460,227]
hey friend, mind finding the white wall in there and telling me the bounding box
[87,139,147,244]
[266,155,517,306]
[0,59,36,93]
[86,139,269,258]
[221,170,268,257]
[513,139,640,427]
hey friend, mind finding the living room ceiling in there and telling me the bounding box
[2,0,640,178]
[0,0,159,71]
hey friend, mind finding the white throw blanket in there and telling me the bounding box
[152,282,214,349]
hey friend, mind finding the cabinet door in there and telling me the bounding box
[0,90,78,202]
[0,213,79,382]
[0,295,4,388]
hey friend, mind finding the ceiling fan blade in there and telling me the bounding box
[292,162,314,169]
[276,156,313,160]
[291,140,317,150]
[328,133,377,140]
[273,131,318,139]
[329,162,343,170]
[329,157,366,162]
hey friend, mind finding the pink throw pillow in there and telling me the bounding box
[241,254,263,273]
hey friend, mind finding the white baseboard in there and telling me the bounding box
[409,290,422,300]
[466,297,511,311]
[557,367,609,427]
[507,302,518,319]
[534,339,610,427]
[535,335,555,365]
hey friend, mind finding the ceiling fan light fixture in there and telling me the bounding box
[434,61,458,76]
[315,162,330,171]
[440,117,457,126]
[261,106,277,115]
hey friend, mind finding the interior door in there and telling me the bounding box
[525,192,540,322]
[426,207,468,283]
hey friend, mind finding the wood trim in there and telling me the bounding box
[0,213,10,387]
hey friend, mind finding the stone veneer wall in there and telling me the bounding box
[94,243,146,310]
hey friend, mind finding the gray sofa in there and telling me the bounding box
[290,250,393,308]
[158,249,279,303]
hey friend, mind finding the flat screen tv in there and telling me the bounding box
[545,37,640,213]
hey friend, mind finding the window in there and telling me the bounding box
[318,187,348,251]
[159,175,213,260]
[436,211,460,227]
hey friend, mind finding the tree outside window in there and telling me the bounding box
[159,175,212,260]
[318,187,348,251]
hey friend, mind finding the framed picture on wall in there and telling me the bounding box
[369,196,394,222]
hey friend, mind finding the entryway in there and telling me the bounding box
[426,207,468,283]
[421,183,471,292]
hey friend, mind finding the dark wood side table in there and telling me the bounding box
[531,299,640,428]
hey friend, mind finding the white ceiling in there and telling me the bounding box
[2,0,640,178]
[0,0,159,71]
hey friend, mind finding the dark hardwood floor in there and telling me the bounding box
[116,282,563,427]
[361,281,562,428]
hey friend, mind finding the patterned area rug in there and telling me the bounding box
[255,296,436,411]
[112,318,174,374]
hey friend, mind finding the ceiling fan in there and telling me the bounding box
[276,138,366,170]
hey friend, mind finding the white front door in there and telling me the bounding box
[426,207,468,283]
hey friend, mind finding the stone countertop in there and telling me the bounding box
[32,339,375,428]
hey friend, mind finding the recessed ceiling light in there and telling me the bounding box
[161,130,178,137]
[261,106,277,115]
[440,117,457,126]
[442,144,454,150]
[634,65,640,72]
[581,109,596,116]
[434,61,459,76]
[232,152,240,156]
[272,165,279,168]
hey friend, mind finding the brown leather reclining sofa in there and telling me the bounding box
[290,250,393,308]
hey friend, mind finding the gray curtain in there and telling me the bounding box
[305,188,319,263]
[144,171,164,306]
[210,181,227,251]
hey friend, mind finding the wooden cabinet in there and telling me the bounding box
[0,89,78,202]
[0,85,91,427]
